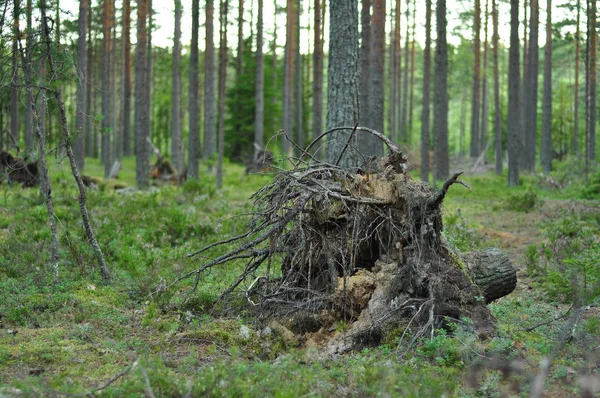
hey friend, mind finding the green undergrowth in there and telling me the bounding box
[1,157,599,396]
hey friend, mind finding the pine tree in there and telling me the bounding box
[420,0,432,182]
[171,0,183,172]
[434,0,449,180]
[540,0,552,173]
[508,0,521,186]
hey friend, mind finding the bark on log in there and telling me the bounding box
[463,248,517,303]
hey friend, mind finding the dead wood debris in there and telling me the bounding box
[161,126,516,352]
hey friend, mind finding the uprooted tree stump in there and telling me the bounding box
[172,126,516,352]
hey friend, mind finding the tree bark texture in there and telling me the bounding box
[574,0,580,155]
[11,0,19,151]
[400,0,410,143]
[359,0,371,128]
[463,249,517,304]
[282,0,298,156]
[586,0,596,162]
[24,0,33,152]
[325,0,360,168]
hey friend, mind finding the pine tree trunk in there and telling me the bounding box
[434,0,449,181]
[101,0,113,177]
[312,0,324,143]
[74,0,88,171]
[147,0,153,149]
[524,0,539,171]
[359,0,371,128]
[204,0,217,160]
[86,10,94,158]
[11,1,19,151]
[24,0,33,153]
[508,0,521,186]
[588,0,596,161]
[188,0,200,178]
[394,0,402,142]
[122,0,132,157]
[254,0,264,154]
[111,5,118,162]
[325,0,360,168]
[480,0,490,158]
[573,0,580,155]
[540,0,552,174]
[362,0,384,156]
[135,0,150,188]
[171,0,183,172]
[420,0,431,183]
[282,0,297,156]
[400,0,410,143]
[388,3,396,142]
[470,0,481,158]
[408,0,416,133]
[493,0,503,174]
[216,0,228,188]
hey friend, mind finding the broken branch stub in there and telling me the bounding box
[182,127,516,351]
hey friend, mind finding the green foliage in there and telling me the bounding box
[503,188,541,212]
[443,211,481,251]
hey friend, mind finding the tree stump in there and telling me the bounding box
[462,248,517,304]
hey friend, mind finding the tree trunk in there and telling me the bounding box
[203,0,217,160]
[295,8,303,151]
[325,0,360,168]
[459,87,467,157]
[408,0,416,133]
[470,0,481,158]
[188,0,200,178]
[493,0,502,174]
[312,0,324,143]
[394,0,402,143]
[400,0,410,143]
[24,0,33,153]
[122,0,132,157]
[101,0,113,177]
[237,0,244,79]
[282,0,297,156]
[216,0,228,189]
[135,0,150,188]
[86,9,94,157]
[508,0,521,186]
[480,0,490,158]
[255,0,264,154]
[74,0,88,171]
[171,0,183,172]
[434,0,449,181]
[359,0,371,128]
[587,0,596,162]
[540,0,552,174]
[362,0,384,156]
[420,0,431,183]
[11,1,19,152]
[147,0,153,150]
[574,0,580,155]
[524,0,539,171]
[111,4,118,162]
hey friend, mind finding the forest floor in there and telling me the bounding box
[0,155,599,397]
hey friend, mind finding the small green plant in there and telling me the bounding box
[443,211,481,251]
[524,244,541,276]
[504,188,540,212]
